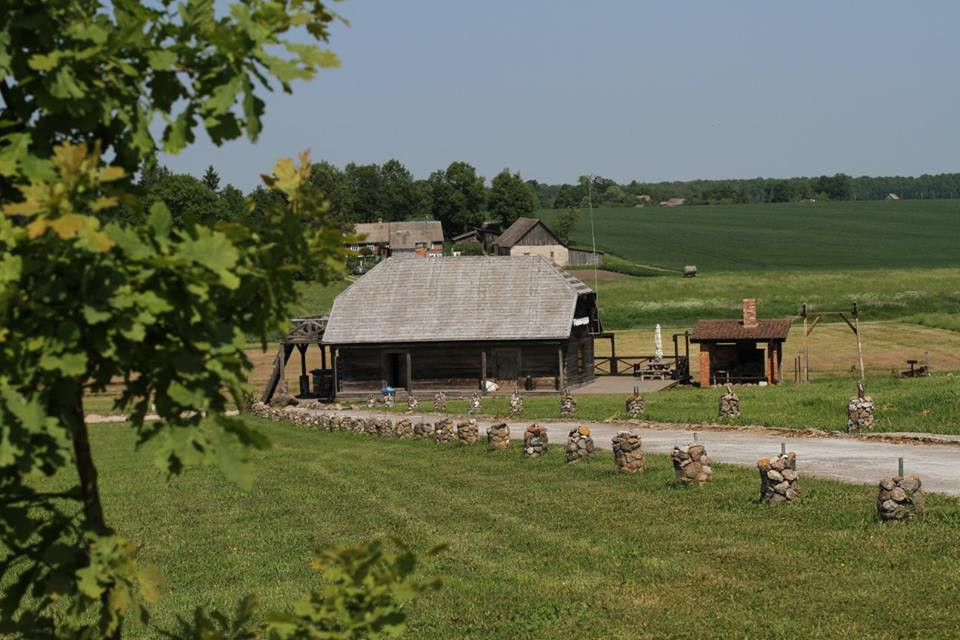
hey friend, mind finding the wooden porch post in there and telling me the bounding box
[320,344,326,369]
[405,352,413,393]
[331,347,339,394]
[557,347,565,390]
[480,349,487,391]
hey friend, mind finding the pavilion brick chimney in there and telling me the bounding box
[742,298,758,328]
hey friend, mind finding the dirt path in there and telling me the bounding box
[315,408,960,496]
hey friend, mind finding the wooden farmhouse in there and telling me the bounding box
[690,299,790,387]
[347,220,444,259]
[493,217,602,267]
[322,256,601,396]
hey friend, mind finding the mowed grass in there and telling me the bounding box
[539,199,960,272]
[379,374,960,435]
[35,419,960,639]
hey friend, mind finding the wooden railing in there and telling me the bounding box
[595,355,689,380]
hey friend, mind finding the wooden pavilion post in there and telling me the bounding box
[853,303,865,385]
[405,352,413,393]
[480,349,487,392]
[557,347,565,390]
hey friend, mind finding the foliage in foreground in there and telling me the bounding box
[0,0,434,638]
[166,540,441,640]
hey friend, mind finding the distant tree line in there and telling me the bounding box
[529,172,960,208]
[134,161,960,238]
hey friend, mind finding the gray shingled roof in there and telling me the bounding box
[323,256,592,344]
[353,221,444,248]
[494,217,557,248]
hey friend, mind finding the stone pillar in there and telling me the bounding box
[469,391,482,415]
[559,390,577,418]
[394,418,413,438]
[612,431,645,473]
[757,452,799,502]
[847,384,875,432]
[877,475,924,521]
[509,390,524,416]
[523,424,549,458]
[457,419,479,446]
[565,426,594,463]
[487,423,511,451]
[718,385,741,418]
[406,394,419,413]
[625,387,645,419]
[434,419,455,444]
[433,391,447,411]
[671,444,712,485]
[375,418,394,437]
[699,344,712,388]
[413,420,432,438]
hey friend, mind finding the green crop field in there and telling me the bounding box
[33,419,960,639]
[539,199,960,272]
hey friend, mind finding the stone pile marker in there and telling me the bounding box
[672,443,713,485]
[565,426,594,463]
[718,384,741,419]
[878,473,924,521]
[406,394,419,413]
[469,391,482,415]
[612,430,645,473]
[375,418,394,438]
[366,394,378,408]
[394,418,413,438]
[847,383,875,432]
[757,450,799,502]
[433,391,447,411]
[509,390,524,416]
[523,424,549,458]
[434,419,455,444]
[413,420,432,439]
[487,423,511,451]
[625,386,645,419]
[559,390,577,418]
[457,419,479,446]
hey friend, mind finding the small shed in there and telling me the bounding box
[690,299,790,387]
[322,256,601,396]
[493,217,569,266]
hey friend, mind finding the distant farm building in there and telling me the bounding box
[886,193,900,200]
[322,256,601,396]
[347,220,443,259]
[493,217,602,267]
[690,299,790,387]
[451,222,501,253]
[658,197,687,207]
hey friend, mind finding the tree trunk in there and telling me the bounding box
[68,385,121,639]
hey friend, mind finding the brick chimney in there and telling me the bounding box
[742,298,758,328]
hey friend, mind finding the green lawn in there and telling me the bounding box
[380,374,960,436]
[37,419,960,638]
[539,199,960,272]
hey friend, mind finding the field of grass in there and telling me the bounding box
[539,199,960,272]
[377,374,960,435]
[31,419,960,639]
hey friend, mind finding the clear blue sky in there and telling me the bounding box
[163,1,960,190]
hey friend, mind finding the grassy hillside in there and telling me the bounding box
[539,199,960,271]
[39,420,960,639]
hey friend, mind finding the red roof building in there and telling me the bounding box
[690,299,790,387]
